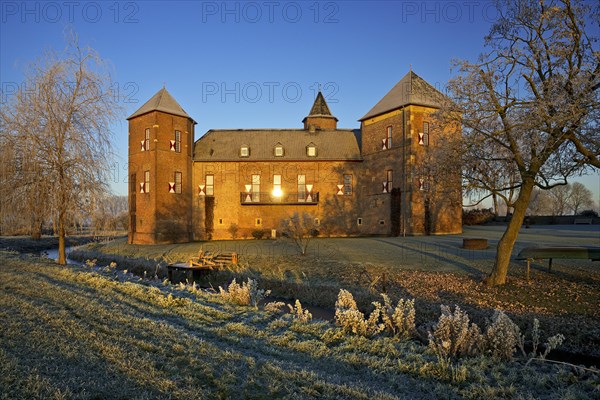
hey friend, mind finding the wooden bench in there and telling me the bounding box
[574,218,593,225]
[167,250,238,283]
[516,246,600,280]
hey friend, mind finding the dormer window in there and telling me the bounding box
[240,145,250,157]
[307,143,317,157]
[274,143,284,157]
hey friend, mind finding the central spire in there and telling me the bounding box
[302,91,338,131]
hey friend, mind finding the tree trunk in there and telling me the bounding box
[485,179,535,286]
[492,193,499,217]
[31,226,42,240]
[58,210,67,265]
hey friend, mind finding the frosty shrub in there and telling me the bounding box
[335,289,384,337]
[519,318,565,361]
[375,294,416,338]
[484,311,521,360]
[218,278,270,308]
[428,305,483,359]
[264,301,286,313]
[288,299,312,323]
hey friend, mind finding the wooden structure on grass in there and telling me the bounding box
[167,249,238,283]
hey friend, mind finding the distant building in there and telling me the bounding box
[127,71,462,244]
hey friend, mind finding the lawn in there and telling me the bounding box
[70,225,600,359]
[1,250,598,399]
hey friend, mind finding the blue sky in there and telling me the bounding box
[1,0,598,205]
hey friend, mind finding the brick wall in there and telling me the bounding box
[128,111,194,244]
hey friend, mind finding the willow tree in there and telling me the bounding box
[0,32,122,263]
[447,0,599,286]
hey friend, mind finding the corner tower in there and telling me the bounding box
[302,92,338,130]
[359,70,462,236]
[127,88,196,244]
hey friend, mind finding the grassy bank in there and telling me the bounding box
[1,251,598,399]
[71,227,600,358]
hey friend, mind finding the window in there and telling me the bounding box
[273,174,282,201]
[174,130,181,152]
[218,218,224,225]
[420,122,430,146]
[240,145,250,157]
[343,174,352,195]
[252,174,260,202]
[386,170,393,193]
[314,218,320,226]
[357,218,363,226]
[274,144,284,157]
[143,170,150,193]
[307,143,317,157]
[387,126,393,148]
[143,128,150,151]
[205,174,214,196]
[255,218,262,226]
[174,171,182,194]
[298,175,306,202]
[419,177,430,191]
[379,220,385,225]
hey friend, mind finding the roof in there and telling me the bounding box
[193,129,362,162]
[127,87,196,122]
[360,71,448,121]
[302,92,338,123]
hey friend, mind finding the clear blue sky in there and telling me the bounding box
[2,0,598,206]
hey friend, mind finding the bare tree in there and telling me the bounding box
[446,0,599,286]
[569,182,595,214]
[279,212,318,256]
[548,184,572,216]
[0,31,123,263]
[527,188,552,216]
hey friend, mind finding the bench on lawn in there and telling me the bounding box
[574,218,593,225]
[167,250,238,283]
[515,246,600,280]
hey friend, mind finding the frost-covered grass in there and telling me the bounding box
[1,251,598,399]
[71,227,600,358]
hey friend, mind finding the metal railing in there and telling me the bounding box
[240,192,319,205]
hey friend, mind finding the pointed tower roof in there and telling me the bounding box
[127,87,195,122]
[359,71,447,121]
[303,92,338,123]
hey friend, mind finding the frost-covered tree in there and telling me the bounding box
[446,0,599,285]
[0,31,123,263]
[568,182,595,214]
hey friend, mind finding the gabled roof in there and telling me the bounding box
[193,129,361,162]
[360,71,447,121]
[303,92,338,122]
[127,87,195,122]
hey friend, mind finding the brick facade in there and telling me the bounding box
[128,72,462,244]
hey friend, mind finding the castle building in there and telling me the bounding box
[127,71,462,244]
